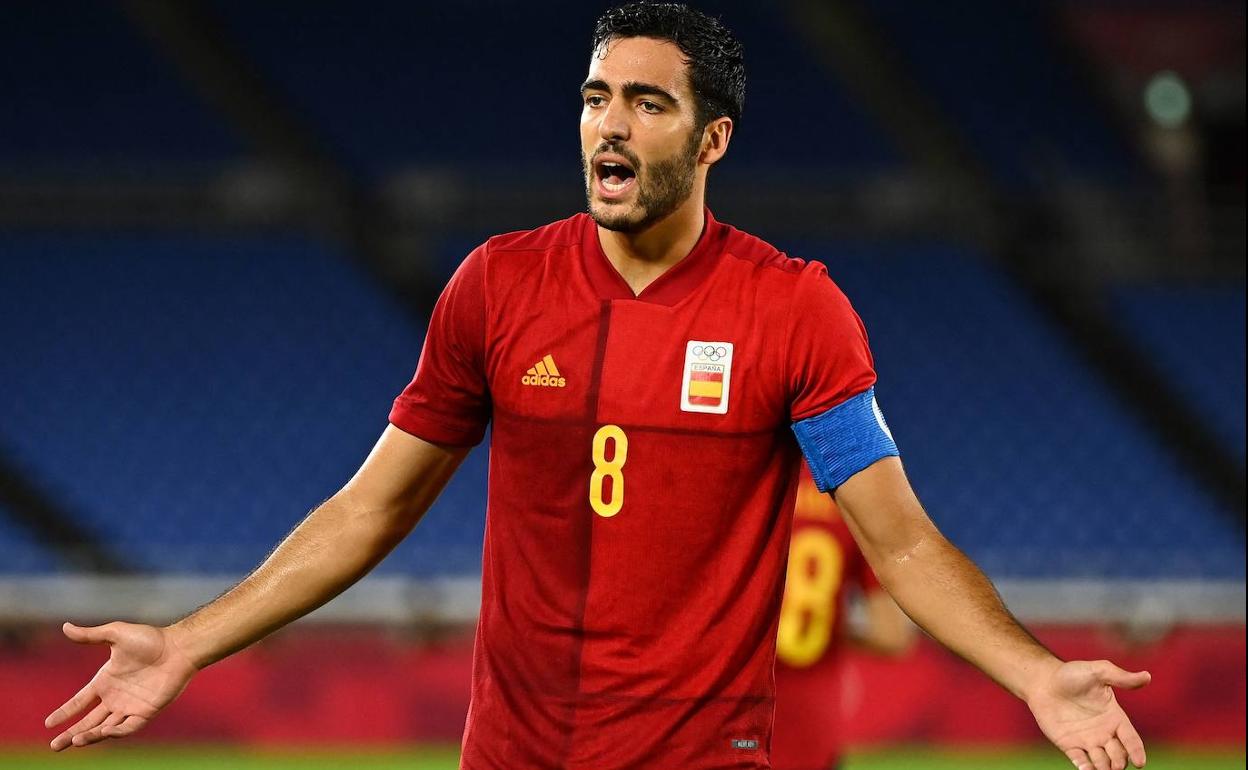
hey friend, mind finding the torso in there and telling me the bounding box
[463,212,809,769]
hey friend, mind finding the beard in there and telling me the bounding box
[583,129,702,233]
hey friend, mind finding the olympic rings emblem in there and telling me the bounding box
[691,345,729,361]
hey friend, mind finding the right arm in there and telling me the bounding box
[171,426,467,667]
[45,425,467,750]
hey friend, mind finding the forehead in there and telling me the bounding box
[586,36,692,97]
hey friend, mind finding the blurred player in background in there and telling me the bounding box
[45,4,1151,770]
[772,464,916,770]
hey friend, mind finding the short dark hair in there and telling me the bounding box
[592,2,745,128]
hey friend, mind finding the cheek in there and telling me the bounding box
[579,120,599,153]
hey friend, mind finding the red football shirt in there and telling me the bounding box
[771,465,880,770]
[390,210,876,769]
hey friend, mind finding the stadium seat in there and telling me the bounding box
[810,239,1242,579]
[207,0,899,179]
[0,234,483,575]
[1111,284,1246,462]
[1,3,239,166]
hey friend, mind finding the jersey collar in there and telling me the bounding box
[581,208,727,306]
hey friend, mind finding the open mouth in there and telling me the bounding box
[594,156,637,197]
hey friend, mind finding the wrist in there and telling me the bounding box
[1016,653,1063,702]
[164,620,211,671]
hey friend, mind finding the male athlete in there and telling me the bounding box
[772,463,915,770]
[46,5,1149,770]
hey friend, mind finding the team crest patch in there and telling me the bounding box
[680,341,733,414]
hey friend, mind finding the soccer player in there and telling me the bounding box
[45,5,1149,770]
[772,463,916,770]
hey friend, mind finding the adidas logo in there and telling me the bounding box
[522,354,567,388]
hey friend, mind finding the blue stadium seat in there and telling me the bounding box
[2,234,1237,581]
[1111,284,1245,462]
[0,234,483,576]
[208,0,899,179]
[805,239,1241,579]
[860,0,1139,189]
[0,3,240,166]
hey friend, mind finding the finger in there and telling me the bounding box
[102,714,149,739]
[1118,718,1147,767]
[1105,737,1129,770]
[68,711,125,748]
[1093,661,1151,690]
[62,622,118,646]
[45,681,96,728]
[50,702,107,751]
[1066,748,1093,770]
[1088,745,1112,770]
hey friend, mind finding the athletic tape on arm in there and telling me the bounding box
[791,387,899,492]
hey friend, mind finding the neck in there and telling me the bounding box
[597,191,706,296]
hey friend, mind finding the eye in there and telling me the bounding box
[639,100,662,114]
[585,94,607,108]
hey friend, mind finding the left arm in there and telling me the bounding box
[835,457,1150,770]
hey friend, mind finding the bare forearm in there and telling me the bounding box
[167,488,410,668]
[873,530,1058,698]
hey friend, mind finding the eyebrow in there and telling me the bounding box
[580,78,680,105]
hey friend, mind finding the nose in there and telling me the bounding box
[598,99,631,143]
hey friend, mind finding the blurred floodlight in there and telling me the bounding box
[1143,70,1193,129]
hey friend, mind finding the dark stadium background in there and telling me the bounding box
[0,1,1243,768]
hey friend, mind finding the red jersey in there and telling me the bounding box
[390,210,877,769]
[772,466,880,770]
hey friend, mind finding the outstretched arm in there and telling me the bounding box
[45,425,467,750]
[835,457,1150,770]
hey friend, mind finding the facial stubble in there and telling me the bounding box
[584,128,703,233]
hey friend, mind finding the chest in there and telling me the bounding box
[484,276,790,433]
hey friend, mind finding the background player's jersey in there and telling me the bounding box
[390,211,878,770]
[772,465,881,770]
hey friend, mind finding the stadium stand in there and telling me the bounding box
[0,234,484,576]
[0,3,240,167]
[812,240,1242,580]
[1111,284,1246,462]
[859,0,1139,189]
[0,0,1237,598]
[207,0,898,179]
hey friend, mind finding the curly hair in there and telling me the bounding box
[592,2,746,128]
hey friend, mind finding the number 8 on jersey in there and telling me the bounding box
[590,425,628,518]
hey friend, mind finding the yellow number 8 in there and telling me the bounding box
[589,425,628,518]
[776,528,844,668]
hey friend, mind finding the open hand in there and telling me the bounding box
[1027,659,1151,770]
[45,621,198,750]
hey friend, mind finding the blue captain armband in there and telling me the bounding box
[791,387,900,492]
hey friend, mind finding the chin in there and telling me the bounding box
[589,200,647,233]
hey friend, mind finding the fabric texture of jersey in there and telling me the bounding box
[391,210,880,769]
[772,465,881,770]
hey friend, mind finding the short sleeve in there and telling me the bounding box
[787,264,899,492]
[786,264,876,422]
[389,243,491,446]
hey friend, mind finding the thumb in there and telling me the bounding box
[62,621,117,646]
[1093,660,1151,690]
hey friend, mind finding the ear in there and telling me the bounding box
[699,117,734,166]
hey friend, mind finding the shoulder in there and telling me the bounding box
[464,214,587,288]
[483,213,587,256]
[715,220,848,301]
